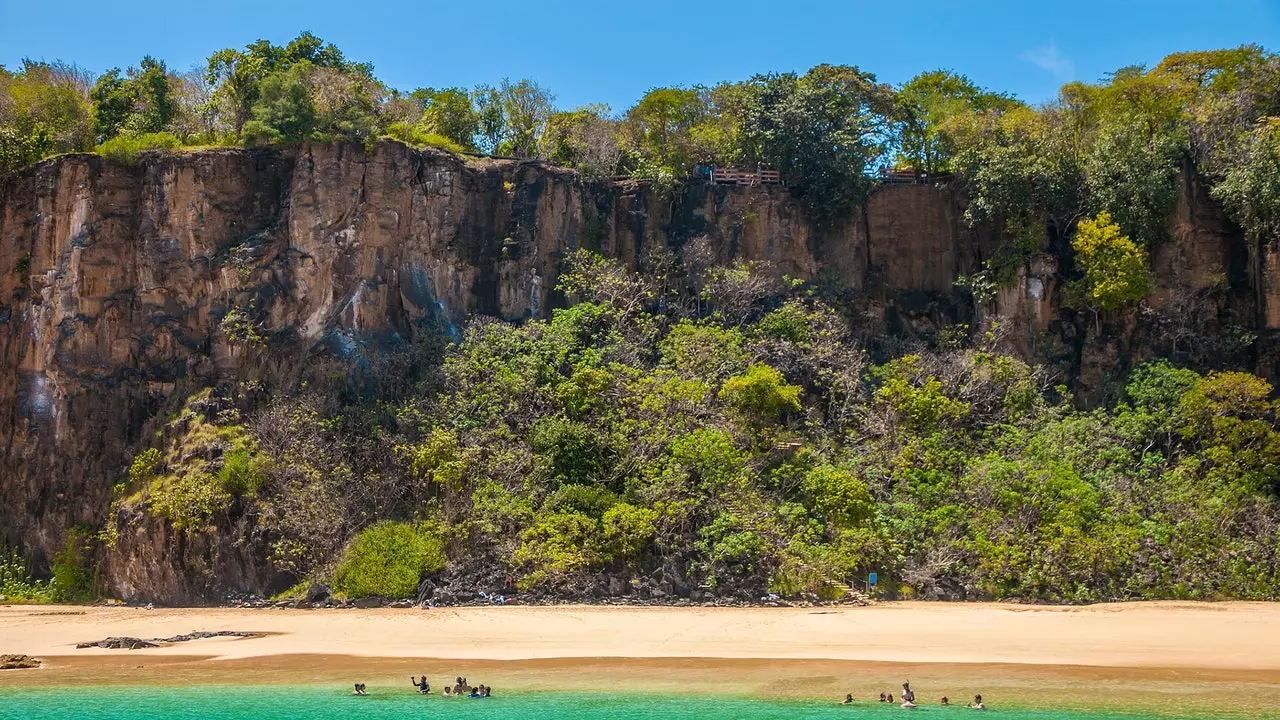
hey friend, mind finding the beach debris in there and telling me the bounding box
[0,654,41,669]
[76,631,259,649]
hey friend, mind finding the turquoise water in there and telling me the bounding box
[0,688,1203,720]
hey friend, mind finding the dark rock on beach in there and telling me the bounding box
[76,637,157,649]
[0,654,40,669]
[76,631,259,649]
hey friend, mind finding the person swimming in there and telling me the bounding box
[469,687,481,698]
[351,683,367,696]
[410,675,430,694]
[941,696,950,706]
[442,686,453,697]
[968,694,985,710]
[900,681,917,709]
[840,693,854,705]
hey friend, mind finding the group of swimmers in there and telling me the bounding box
[410,675,493,697]
[352,676,494,698]
[840,682,985,709]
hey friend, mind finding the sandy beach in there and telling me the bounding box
[3,601,1279,714]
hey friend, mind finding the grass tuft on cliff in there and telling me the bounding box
[96,132,182,165]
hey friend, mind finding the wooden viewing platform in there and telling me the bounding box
[879,168,954,184]
[711,168,782,185]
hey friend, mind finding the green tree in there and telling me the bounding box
[1213,118,1280,245]
[720,363,802,422]
[741,64,898,223]
[412,86,479,149]
[623,87,706,177]
[539,105,621,178]
[242,64,317,144]
[896,70,1019,173]
[472,78,555,156]
[1068,211,1152,314]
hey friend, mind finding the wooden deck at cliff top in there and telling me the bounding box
[711,167,782,185]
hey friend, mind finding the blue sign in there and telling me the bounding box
[868,572,878,586]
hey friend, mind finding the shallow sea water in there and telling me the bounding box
[0,687,1238,720]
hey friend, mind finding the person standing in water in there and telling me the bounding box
[410,675,430,694]
[901,682,917,708]
[968,694,985,710]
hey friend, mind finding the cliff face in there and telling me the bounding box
[0,140,1269,601]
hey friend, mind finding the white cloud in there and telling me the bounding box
[1021,44,1075,82]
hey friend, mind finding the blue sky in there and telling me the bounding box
[1,0,1276,110]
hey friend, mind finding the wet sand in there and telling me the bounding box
[2,602,1278,715]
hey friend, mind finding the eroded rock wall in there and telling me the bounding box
[0,140,1271,601]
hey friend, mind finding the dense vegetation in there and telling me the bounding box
[102,249,1280,603]
[6,37,1280,603]
[4,36,1280,234]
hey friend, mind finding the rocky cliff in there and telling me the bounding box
[0,140,1270,601]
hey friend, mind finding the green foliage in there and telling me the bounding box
[217,449,267,495]
[242,63,316,144]
[1068,211,1152,312]
[219,303,266,346]
[96,131,180,164]
[50,528,95,602]
[896,70,1019,173]
[741,64,898,224]
[0,547,51,602]
[0,60,94,178]
[872,356,970,433]
[148,471,232,533]
[514,512,601,588]
[1213,118,1280,244]
[411,87,479,150]
[129,390,270,535]
[719,363,802,422]
[623,87,706,179]
[601,503,659,561]
[129,447,161,484]
[332,521,446,598]
[540,105,621,178]
[383,122,467,154]
[472,78,555,156]
[544,484,621,519]
[800,465,874,530]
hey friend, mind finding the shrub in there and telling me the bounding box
[97,132,181,165]
[148,472,231,534]
[50,528,94,602]
[332,521,447,599]
[543,484,620,519]
[382,122,468,155]
[0,547,51,602]
[514,512,601,588]
[601,503,658,562]
[217,449,266,496]
[719,363,802,421]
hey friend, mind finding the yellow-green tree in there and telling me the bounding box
[1069,211,1151,314]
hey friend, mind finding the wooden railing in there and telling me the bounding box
[711,168,782,185]
[879,168,955,184]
